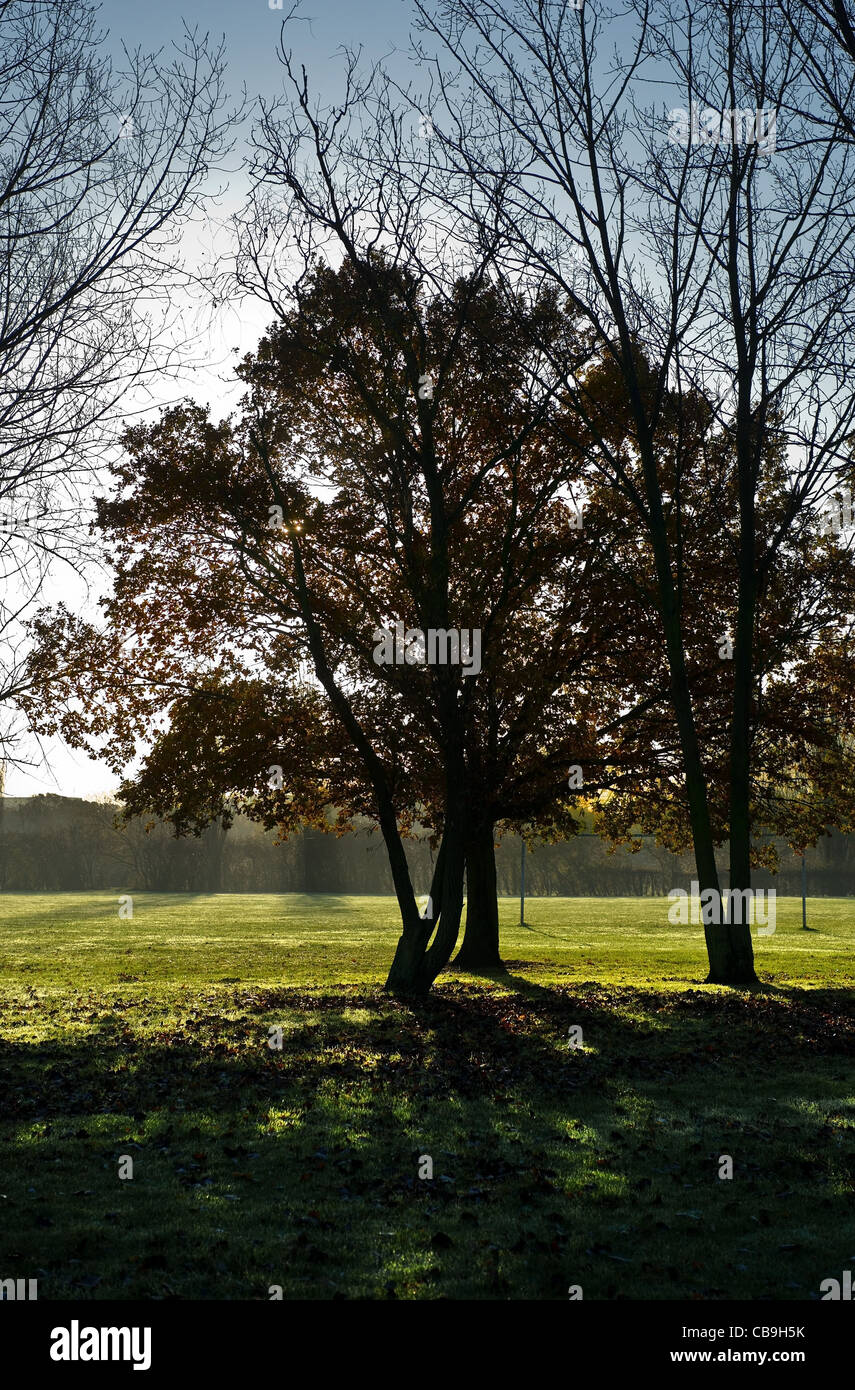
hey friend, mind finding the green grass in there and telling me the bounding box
[1,892,853,1300]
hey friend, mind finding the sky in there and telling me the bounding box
[99,0,415,93]
[6,0,421,799]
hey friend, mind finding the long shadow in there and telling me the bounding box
[1,977,853,1299]
[516,920,579,942]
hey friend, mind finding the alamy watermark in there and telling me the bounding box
[372,622,481,677]
[1,1277,37,1299]
[667,880,776,934]
[0,509,49,534]
[819,488,854,537]
[821,1270,854,1299]
[668,103,777,153]
[50,1321,151,1370]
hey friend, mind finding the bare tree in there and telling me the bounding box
[785,1,855,77]
[0,0,232,760]
[407,0,855,982]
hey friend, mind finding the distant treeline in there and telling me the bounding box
[1,795,854,896]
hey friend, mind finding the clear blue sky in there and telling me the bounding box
[99,0,416,110]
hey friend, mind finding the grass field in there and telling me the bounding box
[1,891,853,1300]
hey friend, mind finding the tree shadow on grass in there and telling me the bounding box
[516,920,578,942]
[0,978,853,1299]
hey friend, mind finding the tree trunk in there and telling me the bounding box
[631,427,756,982]
[415,822,466,990]
[384,813,467,994]
[288,525,466,996]
[621,397,723,920]
[453,818,503,970]
[703,918,757,984]
[721,416,760,985]
[385,914,435,993]
[385,834,445,994]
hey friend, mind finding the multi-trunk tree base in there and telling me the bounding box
[704,921,759,985]
[452,819,503,971]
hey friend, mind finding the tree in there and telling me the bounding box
[409,0,855,981]
[0,0,232,760]
[222,42,673,974]
[22,260,635,990]
[783,2,855,105]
